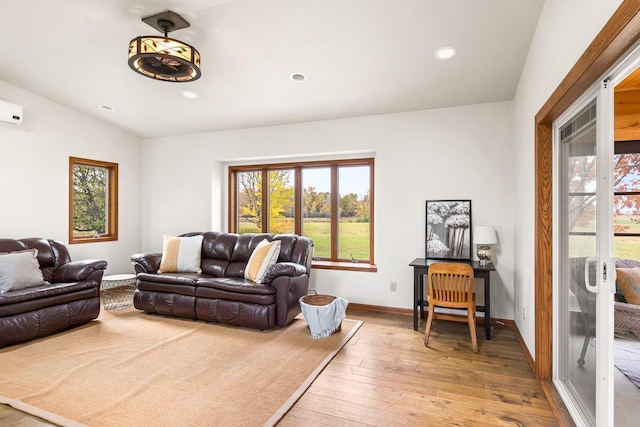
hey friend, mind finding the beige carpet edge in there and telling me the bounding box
[0,394,86,427]
[263,319,364,427]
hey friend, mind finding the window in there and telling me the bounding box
[614,141,640,259]
[229,158,374,271]
[69,157,118,244]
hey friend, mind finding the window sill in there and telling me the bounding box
[311,260,377,272]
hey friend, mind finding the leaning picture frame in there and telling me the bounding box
[426,200,472,261]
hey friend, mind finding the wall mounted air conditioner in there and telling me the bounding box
[0,100,23,125]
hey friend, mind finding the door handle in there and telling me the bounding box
[585,256,598,293]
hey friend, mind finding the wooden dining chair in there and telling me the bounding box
[424,262,478,352]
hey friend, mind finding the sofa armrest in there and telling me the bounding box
[262,262,306,284]
[131,253,162,274]
[270,272,309,327]
[53,259,107,283]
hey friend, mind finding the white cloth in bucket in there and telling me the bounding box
[300,296,348,339]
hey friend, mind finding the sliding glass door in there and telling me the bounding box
[553,81,615,426]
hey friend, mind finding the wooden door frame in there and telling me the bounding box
[535,0,640,379]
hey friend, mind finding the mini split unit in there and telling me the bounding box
[0,100,23,125]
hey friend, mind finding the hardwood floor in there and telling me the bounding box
[0,308,559,426]
[280,307,559,426]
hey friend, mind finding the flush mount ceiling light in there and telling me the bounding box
[128,10,201,82]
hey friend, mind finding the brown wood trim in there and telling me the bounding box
[369,158,375,265]
[534,0,640,380]
[229,157,374,171]
[347,303,412,315]
[535,121,553,380]
[68,157,118,244]
[228,169,237,231]
[540,380,577,427]
[312,261,378,272]
[294,167,302,235]
[346,302,515,328]
[330,165,338,259]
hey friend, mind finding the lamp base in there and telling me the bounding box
[477,245,493,265]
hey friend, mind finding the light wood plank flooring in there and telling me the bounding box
[280,308,559,426]
[0,308,558,426]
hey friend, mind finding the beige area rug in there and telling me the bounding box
[0,309,362,427]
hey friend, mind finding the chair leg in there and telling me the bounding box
[424,305,435,347]
[468,309,478,353]
[578,330,591,368]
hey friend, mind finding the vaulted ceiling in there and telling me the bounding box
[0,0,544,138]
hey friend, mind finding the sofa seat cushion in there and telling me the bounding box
[137,279,197,297]
[137,272,200,286]
[0,281,98,306]
[0,285,98,317]
[196,277,276,295]
[196,280,276,305]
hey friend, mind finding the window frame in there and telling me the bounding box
[68,157,118,244]
[614,141,640,239]
[229,158,375,271]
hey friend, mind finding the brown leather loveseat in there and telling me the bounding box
[131,232,314,330]
[0,238,107,348]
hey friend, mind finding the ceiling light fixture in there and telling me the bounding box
[434,46,457,60]
[128,10,201,82]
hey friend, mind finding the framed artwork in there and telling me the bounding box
[426,200,472,261]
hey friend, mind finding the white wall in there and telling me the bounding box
[142,102,516,318]
[512,0,624,354]
[0,80,142,274]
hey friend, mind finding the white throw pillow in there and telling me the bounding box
[0,249,47,293]
[244,239,281,284]
[158,235,204,274]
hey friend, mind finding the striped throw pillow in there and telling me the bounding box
[158,235,204,274]
[244,239,281,284]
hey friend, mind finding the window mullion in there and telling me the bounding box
[262,169,269,233]
[294,167,302,235]
[331,165,338,260]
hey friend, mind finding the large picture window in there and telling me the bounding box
[229,158,374,270]
[69,157,118,244]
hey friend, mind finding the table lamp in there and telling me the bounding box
[474,226,497,265]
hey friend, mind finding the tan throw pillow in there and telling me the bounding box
[616,267,640,305]
[158,235,204,274]
[244,239,281,284]
[0,249,47,293]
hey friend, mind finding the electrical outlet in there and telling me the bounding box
[390,281,397,291]
[522,306,526,321]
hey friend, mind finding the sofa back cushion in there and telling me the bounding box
[187,232,313,278]
[0,238,71,283]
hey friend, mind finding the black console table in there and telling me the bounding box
[409,258,495,339]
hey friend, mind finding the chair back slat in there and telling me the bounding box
[428,263,474,306]
[424,262,478,352]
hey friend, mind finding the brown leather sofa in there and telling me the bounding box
[131,232,314,330]
[0,238,107,348]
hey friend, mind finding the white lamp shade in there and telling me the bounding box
[474,226,497,245]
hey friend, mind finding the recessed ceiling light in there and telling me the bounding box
[434,47,457,60]
[291,73,307,82]
[99,105,114,111]
[182,91,198,99]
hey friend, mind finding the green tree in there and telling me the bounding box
[356,191,370,221]
[239,171,262,228]
[72,164,107,235]
[303,186,330,217]
[339,193,359,217]
[238,170,294,231]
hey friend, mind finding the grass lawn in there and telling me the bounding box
[239,218,370,260]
